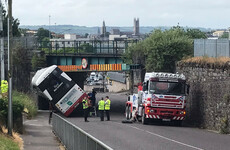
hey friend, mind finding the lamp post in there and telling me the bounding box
[8,0,13,136]
[0,1,4,80]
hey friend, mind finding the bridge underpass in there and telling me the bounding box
[37,40,142,110]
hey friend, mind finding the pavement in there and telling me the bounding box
[21,111,61,150]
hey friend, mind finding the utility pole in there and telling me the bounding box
[8,0,13,136]
[49,15,51,39]
[0,1,4,80]
[55,23,56,38]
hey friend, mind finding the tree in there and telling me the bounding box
[79,43,94,53]
[13,45,31,92]
[31,53,46,71]
[84,33,89,38]
[123,42,146,65]
[40,37,50,48]
[186,29,207,39]
[2,6,21,37]
[220,32,229,39]
[124,28,193,72]
[36,28,51,41]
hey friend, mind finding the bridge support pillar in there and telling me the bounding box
[129,69,145,93]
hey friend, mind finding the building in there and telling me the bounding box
[212,30,225,37]
[133,18,140,35]
[106,72,129,92]
[64,34,77,40]
[50,33,90,49]
[101,21,106,36]
[25,30,37,36]
[111,29,120,35]
[109,35,127,41]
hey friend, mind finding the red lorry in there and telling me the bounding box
[125,72,189,125]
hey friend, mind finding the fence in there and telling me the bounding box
[52,113,113,150]
[40,40,138,55]
[194,39,230,57]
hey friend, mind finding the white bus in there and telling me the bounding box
[32,65,87,116]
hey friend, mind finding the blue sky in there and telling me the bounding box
[8,0,230,28]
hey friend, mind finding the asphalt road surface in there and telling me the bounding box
[65,92,230,150]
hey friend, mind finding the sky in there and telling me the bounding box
[5,0,230,28]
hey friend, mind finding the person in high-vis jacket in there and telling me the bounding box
[82,96,89,122]
[105,96,111,121]
[1,80,8,98]
[98,97,105,121]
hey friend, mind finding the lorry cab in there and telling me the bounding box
[126,72,189,125]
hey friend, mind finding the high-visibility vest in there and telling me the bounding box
[105,99,111,110]
[82,99,88,109]
[98,100,105,110]
[1,80,8,94]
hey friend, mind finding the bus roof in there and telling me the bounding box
[32,65,57,86]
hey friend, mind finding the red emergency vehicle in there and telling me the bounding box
[126,72,189,125]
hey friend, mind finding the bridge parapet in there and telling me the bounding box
[39,40,138,56]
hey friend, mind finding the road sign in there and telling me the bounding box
[82,58,88,69]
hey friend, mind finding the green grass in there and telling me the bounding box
[13,91,38,119]
[0,134,20,150]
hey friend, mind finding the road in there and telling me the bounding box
[65,92,230,150]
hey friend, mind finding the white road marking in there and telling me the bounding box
[115,122,204,150]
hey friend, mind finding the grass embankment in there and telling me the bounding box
[0,126,23,150]
[178,56,230,68]
[0,133,20,150]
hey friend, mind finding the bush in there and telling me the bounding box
[13,91,37,119]
[220,116,229,134]
[0,97,24,127]
[0,91,38,127]
[223,94,230,104]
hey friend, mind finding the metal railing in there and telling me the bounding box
[52,113,113,150]
[39,40,138,56]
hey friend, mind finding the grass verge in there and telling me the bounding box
[0,126,23,150]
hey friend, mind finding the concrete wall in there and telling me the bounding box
[177,65,230,132]
[133,69,144,85]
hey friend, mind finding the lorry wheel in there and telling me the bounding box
[125,106,132,120]
[142,108,148,125]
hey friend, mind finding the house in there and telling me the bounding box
[106,72,130,92]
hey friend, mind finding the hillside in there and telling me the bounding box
[20,25,212,35]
